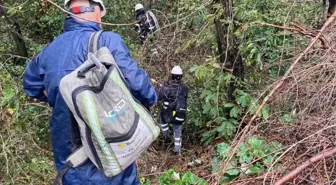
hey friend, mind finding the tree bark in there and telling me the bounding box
[212,0,244,100]
[0,0,28,59]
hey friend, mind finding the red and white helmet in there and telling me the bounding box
[64,0,106,17]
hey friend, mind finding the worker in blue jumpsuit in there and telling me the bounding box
[23,0,157,184]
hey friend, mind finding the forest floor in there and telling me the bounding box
[137,137,216,184]
[137,21,336,184]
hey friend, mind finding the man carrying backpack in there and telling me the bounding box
[134,3,158,45]
[23,0,157,184]
[134,3,159,58]
[158,66,189,155]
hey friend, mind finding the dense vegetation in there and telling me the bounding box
[1,0,336,184]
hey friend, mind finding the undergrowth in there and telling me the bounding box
[0,0,329,184]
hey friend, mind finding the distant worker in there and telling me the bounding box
[134,3,159,45]
[158,66,189,155]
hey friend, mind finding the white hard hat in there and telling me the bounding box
[135,4,144,11]
[64,0,106,17]
[171,66,183,75]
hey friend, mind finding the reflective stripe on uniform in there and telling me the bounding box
[161,123,169,132]
[174,137,181,141]
[161,123,168,127]
[162,127,169,132]
[174,137,181,146]
[175,117,184,121]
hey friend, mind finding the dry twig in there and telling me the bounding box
[251,22,330,49]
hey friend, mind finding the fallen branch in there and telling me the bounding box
[141,171,167,177]
[226,172,278,185]
[274,147,336,185]
[214,10,336,185]
[251,22,330,49]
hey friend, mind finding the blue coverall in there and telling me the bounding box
[23,17,157,185]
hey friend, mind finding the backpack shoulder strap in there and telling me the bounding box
[88,30,104,55]
[91,30,126,80]
[53,146,88,185]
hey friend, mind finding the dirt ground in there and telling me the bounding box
[137,136,216,184]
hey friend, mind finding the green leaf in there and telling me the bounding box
[201,130,216,145]
[217,121,236,138]
[237,143,249,156]
[248,101,261,116]
[263,155,274,165]
[236,93,251,108]
[237,143,253,163]
[224,102,235,108]
[212,157,222,173]
[248,137,264,154]
[182,172,192,182]
[217,143,231,158]
[281,113,293,124]
[1,87,15,107]
[205,93,217,102]
[172,171,180,180]
[226,162,240,176]
[202,103,212,114]
[261,106,270,120]
[230,106,242,118]
[240,154,253,163]
[229,118,238,125]
[182,172,208,184]
[214,117,227,124]
[270,140,282,150]
[189,66,199,72]
[210,107,218,117]
[220,174,236,184]
[31,158,38,164]
[247,166,261,174]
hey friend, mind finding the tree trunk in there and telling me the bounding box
[0,0,28,60]
[212,0,244,100]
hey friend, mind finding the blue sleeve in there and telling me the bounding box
[23,56,48,102]
[101,32,158,107]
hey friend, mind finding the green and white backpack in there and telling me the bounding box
[54,31,160,185]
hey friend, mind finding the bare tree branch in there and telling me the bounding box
[274,147,336,185]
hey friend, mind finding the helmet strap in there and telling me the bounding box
[68,1,101,14]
